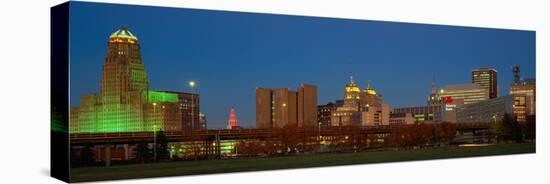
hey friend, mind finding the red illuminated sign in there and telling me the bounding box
[441,96,453,104]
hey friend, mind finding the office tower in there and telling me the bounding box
[71,28,149,133]
[509,65,536,122]
[298,84,318,127]
[70,28,199,133]
[317,102,337,127]
[332,75,362,126]
[256,84,318,128]
[360,81,382,108]
[472,68,498,99]
[161,91,201,130]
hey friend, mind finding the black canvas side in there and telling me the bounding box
[51,1,70,182]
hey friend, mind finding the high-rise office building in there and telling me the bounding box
[360,81,382,108]
[256,84,318,128]
[332,76,362,126]
[359,81,390,126]
[70,28,199,133]
[472,68,498,99]
[509,65,536,122]
[71,28,149,133]
[317,102,337,127]
[332,76,390,126]
[161,91,201,130]
[298,84,318,127]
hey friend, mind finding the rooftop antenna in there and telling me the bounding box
[431,74,437,94]
[513,65,521,83]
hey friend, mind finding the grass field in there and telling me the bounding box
[70,142,535,182]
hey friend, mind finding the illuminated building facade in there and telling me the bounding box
[70,28,200,133]
[227,107,238,129]
[143,91,182,132]
[510,83,535,123]
[162,91,201,130]
[456,95,514,123]
[392,105,439,123]
[509,65,536,122]
[332,76,390,126]
[438,83,489,105]
[256,84,318,128]
[360,81,382,108]
[472,68,498,99]
[317,102,337,127]
[361,103,390,126]
[332,76,362,126]
[199,112,207,129]
[359,81,390,126]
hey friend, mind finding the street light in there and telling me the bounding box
[318,122,322,142]
[189,81,196,131]
[152,102,159,161]
[153,124,157,161]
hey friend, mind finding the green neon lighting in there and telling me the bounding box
[109,28,138,40]
[148,91,178,103]
[51,108,67,132]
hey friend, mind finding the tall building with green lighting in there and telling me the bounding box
[70,28,200,133]
[96,27,149,132]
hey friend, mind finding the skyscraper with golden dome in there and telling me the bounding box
[332,75,362,126]
[331,75,390,126]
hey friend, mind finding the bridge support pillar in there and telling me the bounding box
[104,144,112,167]
[124,144,129,160]
[215,134,221,159]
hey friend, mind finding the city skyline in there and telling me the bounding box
[69,2,535,128]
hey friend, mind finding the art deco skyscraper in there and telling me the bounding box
[100,28,149,99]
[331,75,362,126]
[71,28,199,133]
[97,27,149,132]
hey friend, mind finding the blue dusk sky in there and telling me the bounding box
[69,2,536,128]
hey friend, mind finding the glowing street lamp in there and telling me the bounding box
[318,122,322,141]
[153,124,157,161]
